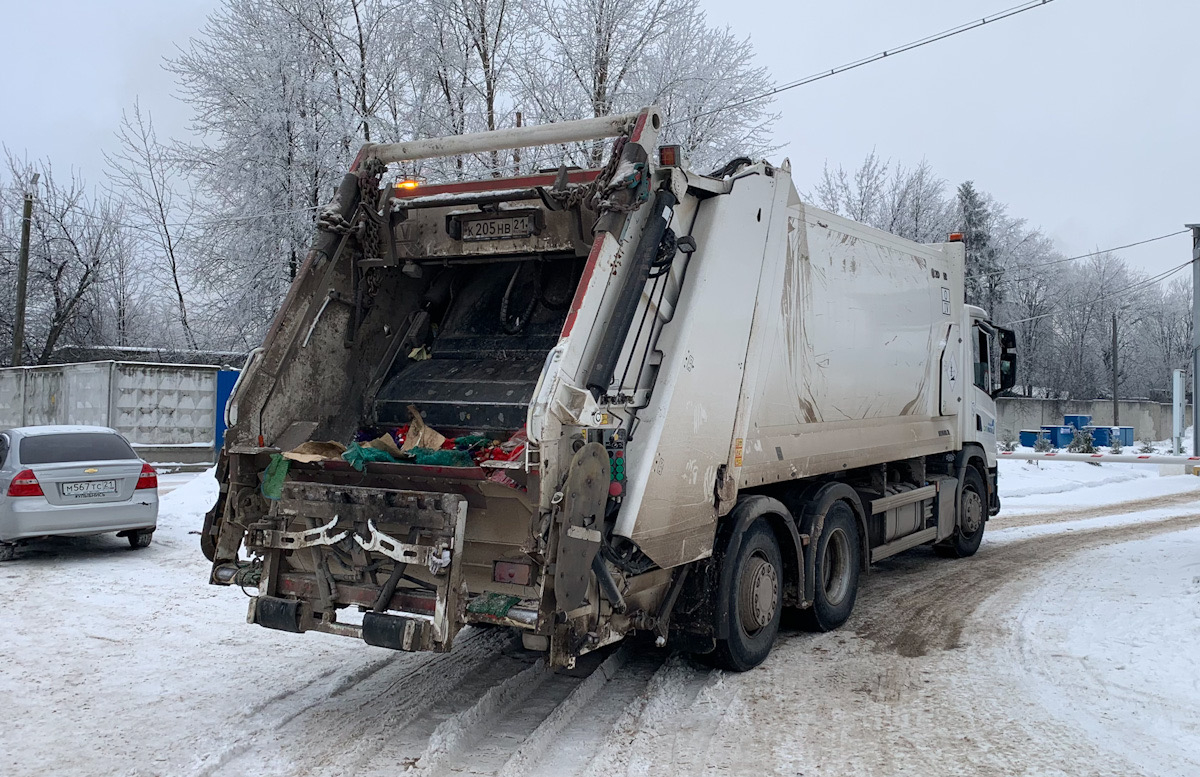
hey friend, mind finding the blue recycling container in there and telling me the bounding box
[1085,426,1112,446]
[1063,414,1092,430]
[1041,425,1074,447]
[1019,430,1046,447]
[1117,426,1135,446]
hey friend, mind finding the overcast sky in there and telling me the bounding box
[2,0,1196,277]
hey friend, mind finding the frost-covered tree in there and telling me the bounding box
[0,155,127,364]
[106,103,200,350]
[809,152,954,243]
[993,230,1057,396]
[168,0,356,345]
[523,0,776,168]
[624,10,778,171]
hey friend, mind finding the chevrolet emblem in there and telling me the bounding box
[84,467,99,474]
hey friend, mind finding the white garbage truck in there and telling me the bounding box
[202,106,1017,670]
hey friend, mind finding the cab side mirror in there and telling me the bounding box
[992,327,1018,398]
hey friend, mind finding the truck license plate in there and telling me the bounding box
[63,480,117,497]
[458,214,535,241]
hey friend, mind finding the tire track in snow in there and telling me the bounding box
[859,510,1200,658]
[514,648,669,777]
[188,626,508,777]
[991,487,1200,529]
[417,643,664,777]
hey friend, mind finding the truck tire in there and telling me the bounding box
[935,467,986,558]
[0,544,15,562]
[712,519,783,672]
[800,501,861,632]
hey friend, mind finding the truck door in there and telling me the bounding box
[939,323,962,416]
[969,320,998,447]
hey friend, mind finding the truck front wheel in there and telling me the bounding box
[935,467,986,558]
[712,520,783,671]
[800,501,861,632]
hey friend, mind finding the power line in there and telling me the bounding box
[1002,258,1192,327]
[987,229,1190,281]
[668,0,1058,127]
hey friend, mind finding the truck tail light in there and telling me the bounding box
[658,144,683,167]
[493,560,532,586]
[136,463,158,490]
[7,469,44,497]
[948,232,965,242]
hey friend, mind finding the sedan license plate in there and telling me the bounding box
[458,214,535,241]
[63,480,118,498]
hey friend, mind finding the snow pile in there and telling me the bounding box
[997,457,1199,515]
[157,467,220,546]
[1008,527,1200,775]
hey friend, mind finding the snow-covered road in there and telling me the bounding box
[1,461,1198,776]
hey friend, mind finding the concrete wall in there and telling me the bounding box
[997,397,1192,443]
[0,361,230,464]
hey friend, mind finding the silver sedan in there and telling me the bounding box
[0,425,159,561]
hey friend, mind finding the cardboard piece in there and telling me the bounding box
[401,404,447,452]
[282,440,347,463]
[363,433,404,460]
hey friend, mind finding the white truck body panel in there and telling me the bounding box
[738,203,964,481]
[613,164,968,567]
[615,171,785,564]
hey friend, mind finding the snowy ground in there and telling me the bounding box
[1,459,1198,776]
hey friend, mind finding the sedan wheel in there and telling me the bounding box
[128,530,154,549]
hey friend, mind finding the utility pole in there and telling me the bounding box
[1111,312,1119,426]
[1190,223,1200,456]
[11,172,39,368]
[1173,368,1185,454]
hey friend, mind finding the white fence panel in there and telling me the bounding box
[1,361,220,459]
[21,367,68,427]
[111,363,217,445]
[63,362,112,426]
[0,371,23,428]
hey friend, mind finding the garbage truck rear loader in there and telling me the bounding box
[202,106,1017,670]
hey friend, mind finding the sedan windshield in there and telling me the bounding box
[19,433,138,465]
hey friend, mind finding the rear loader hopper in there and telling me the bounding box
[202,107,1017,671]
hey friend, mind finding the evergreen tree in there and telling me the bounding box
[957,180,1002,313]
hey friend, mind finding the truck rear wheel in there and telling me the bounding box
[800,501,861,632]
[712,520,782,672]
[935,467,986,558]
